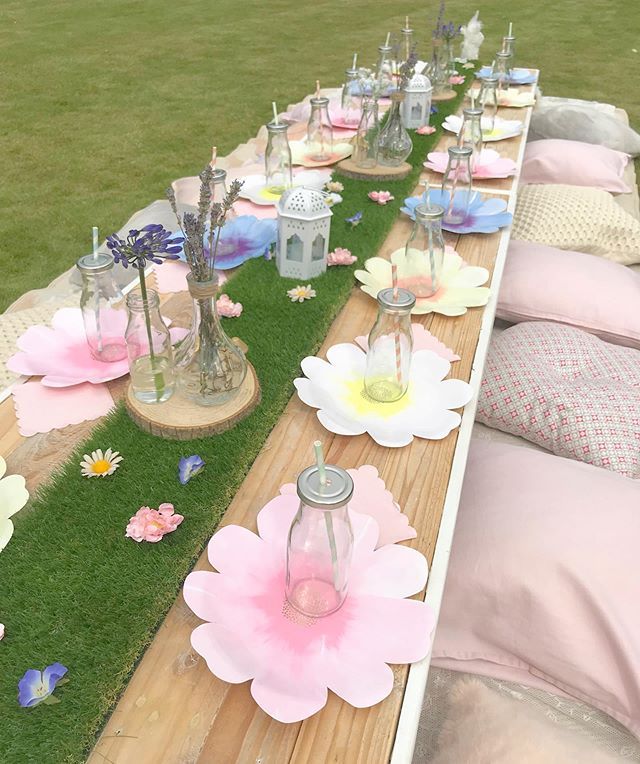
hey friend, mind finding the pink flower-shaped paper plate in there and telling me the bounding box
[7,307,184,387]
[355,323,460,363]
[425,148,517,179]
[183,484,433,723]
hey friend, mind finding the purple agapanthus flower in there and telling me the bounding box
[178,455,205,485]
[18,663,68,708]
[106,224,184,269]
[345,211,363,228]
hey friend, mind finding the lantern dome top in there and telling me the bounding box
[278,186,332,220]
[406,73,432,92]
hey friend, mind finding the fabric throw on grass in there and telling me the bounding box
[0,83,468,763]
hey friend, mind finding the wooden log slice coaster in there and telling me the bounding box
[335,157,412,181]
[125,361,261,440]
[432,88,457,102]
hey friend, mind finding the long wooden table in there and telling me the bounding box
[0,76,536,763]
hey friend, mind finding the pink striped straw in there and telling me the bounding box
[391,265,402,386]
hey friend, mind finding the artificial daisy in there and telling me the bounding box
[0,456,29,553]
[287,284,316,303]
[80,448,122,478]
[325,180,344,193]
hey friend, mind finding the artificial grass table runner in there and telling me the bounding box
[0,82,467,764]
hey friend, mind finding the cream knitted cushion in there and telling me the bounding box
[513,184,640,265]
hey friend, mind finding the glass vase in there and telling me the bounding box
[377,93,413,167]
[125,289,176,404]
[286,464,354,618]
[175,273,247,406]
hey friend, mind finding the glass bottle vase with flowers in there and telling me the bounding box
[167,168,248,406]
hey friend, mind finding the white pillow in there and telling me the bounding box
[530,103,640,156]
[513,184,640,265]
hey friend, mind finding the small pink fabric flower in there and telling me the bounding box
[125,503,184,543]
[216,294,243,318]
[368,191,395,206]
[327,247,357,266]
[449,75,465,85]
[416,125,436,135]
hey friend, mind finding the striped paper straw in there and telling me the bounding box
[391,265,402,386]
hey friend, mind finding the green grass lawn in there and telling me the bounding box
[1,0,639,312]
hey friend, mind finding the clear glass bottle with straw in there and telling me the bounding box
[286,443,354,618]
[441,145,473,226]
[306,88,333,162]
[364,284,415,402]
[341,55,362,124]
[77,227,127,363]
[376,36,393,91]
[265,117,293,195]
[405,200,446,298]
[352,98,380,169]
[494,50,513,89]
[478,72,500,133]
[430,38,448,96]
[502,21,516,66]
[400,17,414,64]
[458,105,484,172]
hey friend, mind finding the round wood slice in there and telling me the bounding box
[125,362,261,441]
[432,89,457,102]
[335,158,412,181]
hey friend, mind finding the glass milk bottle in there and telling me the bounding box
[364,287,415,402]
[495,50,513,89]
[76,253,127,363]
[306,96,333,162]
[352,99,380,168]
[478,73,500,133]
[405,203,446,297]
[341,67,362,125]
[458,106,484,172]
[265,121,293,195]
[442,145,473,225]
[286,464,354,618]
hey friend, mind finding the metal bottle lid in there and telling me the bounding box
[463,106,484,118]
[310,96,330,107]
[503,35,516,43]
[345,67,358,78]
[267,121,289,134]
[448,144,473,158]
[378,43,393,54]
[211,168,227,184]
[496,51,512,60]
[297,464,354,509]
[481,73,500,85]
[76,252,114,274]
[415,202,445,221]
[377,286,416,312]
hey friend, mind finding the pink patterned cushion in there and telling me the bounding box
[477,322,640,477]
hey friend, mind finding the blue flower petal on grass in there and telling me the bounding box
[178,455,205,485]
[345,211,363,228]
[18,663,68,708]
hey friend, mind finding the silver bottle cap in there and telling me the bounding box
[448,145,473,158]
[297,464,354,509]
[211,168,227,184]
[345,67,358,78]
[496,51,512,60]
[378,44,393,54]
[310,96,330,107]
[415,202,445,221]
[481,73,500,85]
[463,106,484,118]
[377,287,416,312]
[503,35,516,43]
[76,252,114,274]
[267,121,289,133]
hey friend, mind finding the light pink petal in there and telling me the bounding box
[251,670,328,723]
[324,653,394,708]
[183,570,235,624]
[350,545,428,598]
[256,494,299,545]
[191,622,260,683]
[50,307,98,340]
[206,525,277,585]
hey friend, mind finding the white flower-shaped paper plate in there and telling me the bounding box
[294,343,473,447]
[237,169,330,206]
[355,246,490,316]
[468,87,536,108]
[443,114,523,141]
[290,140,353,167]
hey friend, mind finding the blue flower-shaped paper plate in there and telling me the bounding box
[176,215,277,270]
[476,66,537,85]
[401,190,512,235]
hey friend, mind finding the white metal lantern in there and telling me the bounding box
[401,73,433,130]
[276,186,333,279]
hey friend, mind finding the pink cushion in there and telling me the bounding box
[498,241,640,349]
[477,322,640,477]
[521,138,630,193]
[432,439,640,736]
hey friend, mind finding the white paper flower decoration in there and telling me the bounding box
[294,343,473,447]
[0,456,29,553]
[355,246,490,316]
